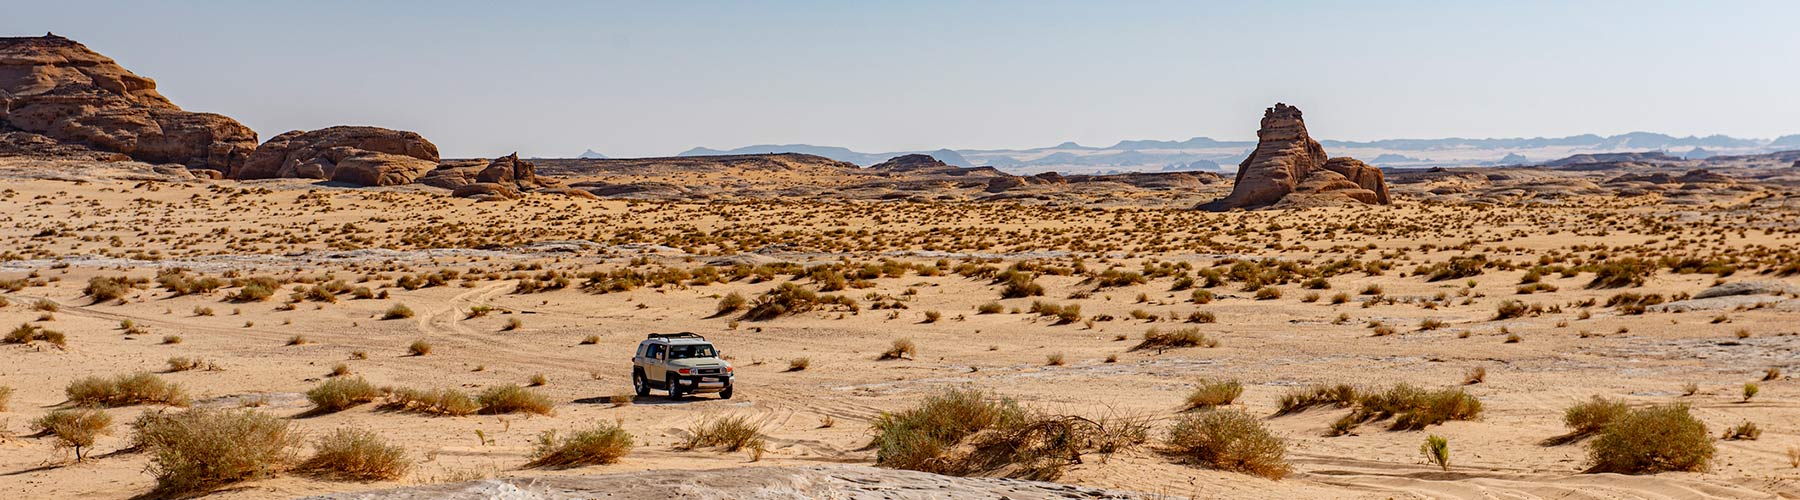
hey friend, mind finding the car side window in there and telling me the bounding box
[645,344,662,361]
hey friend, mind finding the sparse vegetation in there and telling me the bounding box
[527,420,634,468]
[1586,403,1713,474]
[1165,409,1290,480]
[133,408,301,496]
[299,428,412,480]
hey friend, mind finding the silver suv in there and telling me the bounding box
[632,333,734,399]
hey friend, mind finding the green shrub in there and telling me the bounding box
[1586,403,1712,474]
[1165,409,1290,480]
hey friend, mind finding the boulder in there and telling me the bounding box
[0,34,257,173]
[451,182,520,201]
[1201,103,1390,210]
[236,126,439,186]
[476,152,538,185]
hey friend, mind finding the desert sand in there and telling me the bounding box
[0,156,1796,499]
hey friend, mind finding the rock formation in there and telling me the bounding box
[236,126,439,186]
[0,34,257,173]
[1200,103,1390,210]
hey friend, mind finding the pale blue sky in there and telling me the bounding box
[8,1,1797,157]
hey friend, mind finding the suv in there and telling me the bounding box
[632,333,734,399]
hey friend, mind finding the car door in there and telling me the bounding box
[644,344,666,382]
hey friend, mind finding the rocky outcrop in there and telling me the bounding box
[235,126,439,186]
[0,34,257,172]
[1201,104,1390,210]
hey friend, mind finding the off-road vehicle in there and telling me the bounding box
[632,332,734,399]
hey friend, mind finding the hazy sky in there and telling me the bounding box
[9,1,1797,158]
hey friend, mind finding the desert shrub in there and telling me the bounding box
[33,409,112,460]
[66,372,189,407]
[1191,289,1214,304]
[879,338,917,360]
[1743,382,1759,401]
[1185,379,1243,409]
[1165,409,1290,480]
[1348,385,1483,431]
[408,339,432,356]
[1254,287,1282,300]
[976,302,1004,314]
[1421,255,1488,282]
[999,272,1045,299]
[679,414,768,458]
[382,303,415,319]
[1494,300,1529,319]
[227,278,280,302]
[716,292,747,314]
[1587,258,1655,289]
[1275,384,1360,416]
[1132,327,1215,352]
[1722,422,1760,441]
[1586,403,1713,474]
[299,428,411,480]
[477,385,554,415]
[870,388,1142,480]
[787,358,811,371]
[306,378,381,413]
[1421,434,1450,471]
[527,421,634,468]
[5,323,64,346]
[380,387,479,416]
[133,408,300,496]
[0,385,11,411]
[741,283,857,321]
[1563,396,1629,437]
[84,276,137,303]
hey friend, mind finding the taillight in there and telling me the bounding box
[678,368,691,375]
[725,366,734,373]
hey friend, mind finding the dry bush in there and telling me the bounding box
[1132,327,1215,352]
[306,378,381,413]
[679,414,768,459]
[976,302,1004,314]
[786,358,810,372]
[408,339,432,356]
[1586,403,1712,474]
[84,276,137,303]
[0,385,12,411]
[1722,422,1761,441]
[383,303,415,319]
[1463,366,1487,385]
[299,428,412,480]
[527,420,634,468]
[1275,384,1360,416]
[879,338,916,360]
[66,372,189,407]
[741,283,857,321]
[477,385,555,415]
[716,292,747,314]
[869,388,1145,481]
[1185,379,1243,410]
[5,323,65,347]
[1563,396,1629,437]
[380,387,479,416]
[33,408,112,461]
[1165,409,1290,480]
[133,408,301,496]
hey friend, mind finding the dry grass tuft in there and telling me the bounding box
[1166,409,1290,480]
[528,420,634,468]
[66,372,189,407]
[477,385,555,415]
[1184,379,1243,410]
[306,378,381,413]
[299,428,412,480]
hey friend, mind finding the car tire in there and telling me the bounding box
[666,372,684,398]
[720,382,734,399]
[633,371,650,397]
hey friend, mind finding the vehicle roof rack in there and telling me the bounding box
[646,332,705,340]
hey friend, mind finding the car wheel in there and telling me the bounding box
[632,372,649,397]
[666,372,683,398]
[719,382,734,399]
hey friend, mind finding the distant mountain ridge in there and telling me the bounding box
[670,131,1799,174]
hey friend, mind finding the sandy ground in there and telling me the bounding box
[1,169,1798,499]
